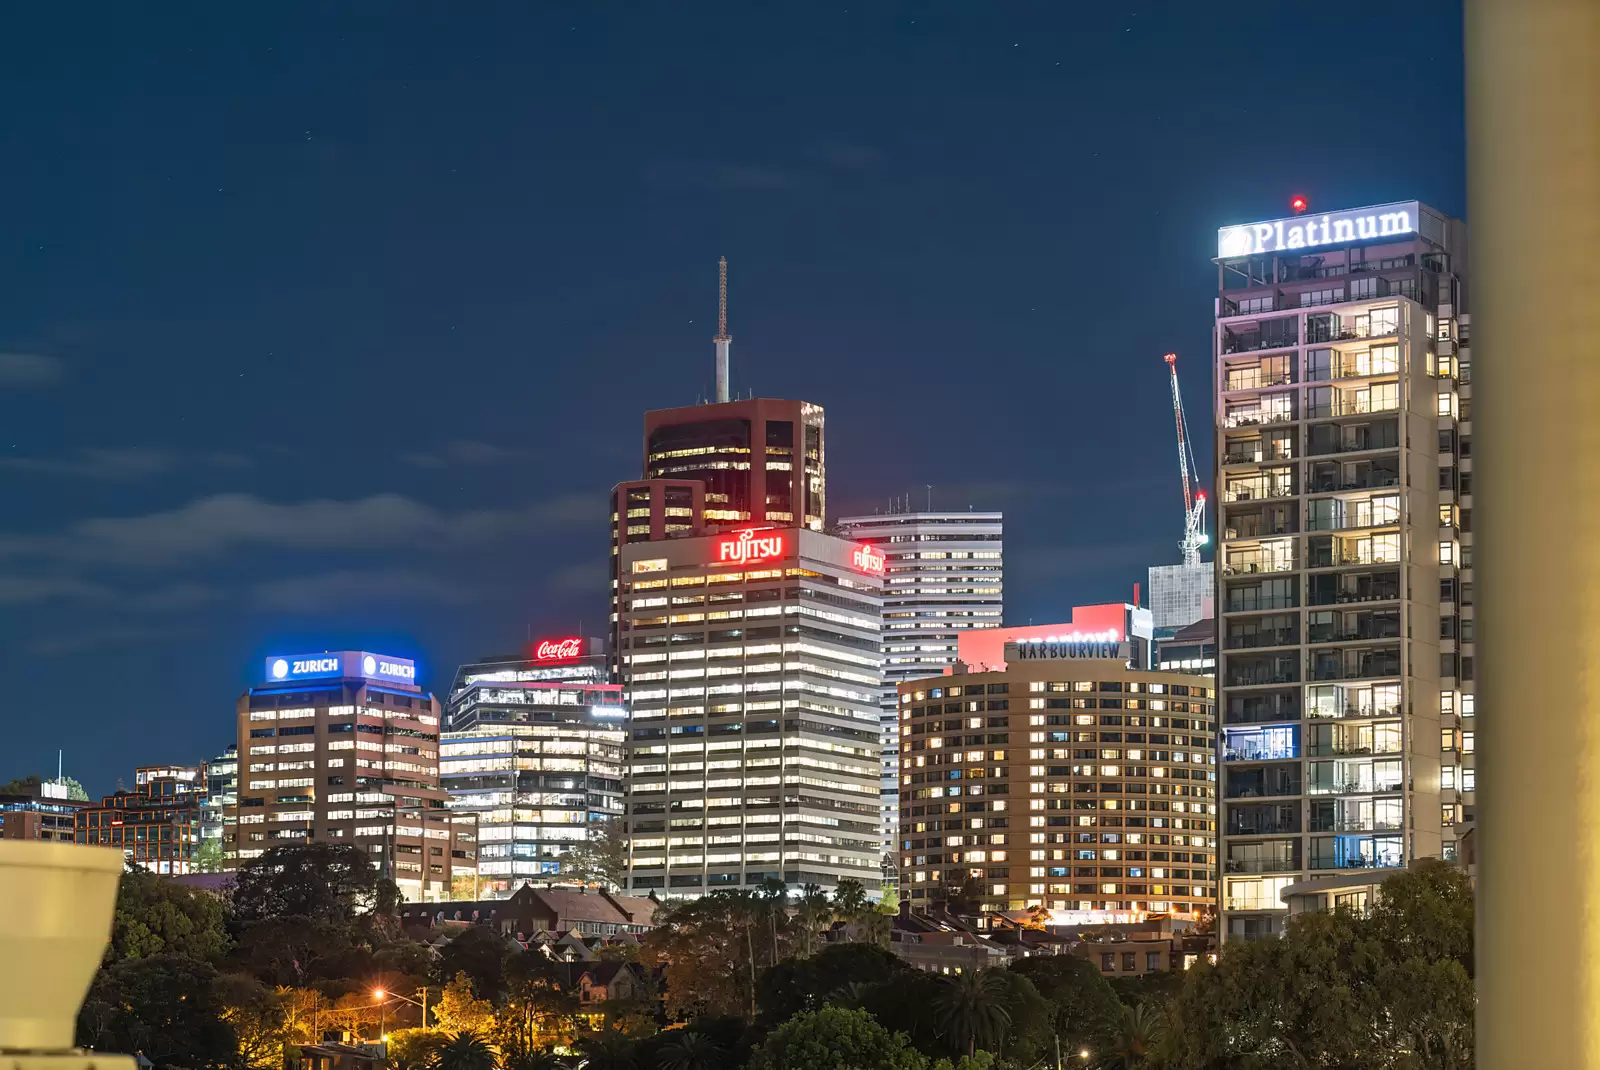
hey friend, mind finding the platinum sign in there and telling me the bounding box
[1217,201,1419,258]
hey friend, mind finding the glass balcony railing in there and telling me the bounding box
[1224,858,1301,874]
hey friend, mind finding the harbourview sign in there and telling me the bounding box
[1006,632,1132,663]
[1217,201,1420,258]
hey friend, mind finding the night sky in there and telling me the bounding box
[0,3,1466,795]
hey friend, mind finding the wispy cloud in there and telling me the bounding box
[252,568,472,612]
[401,440,523,470]
[26,623,191,657]
[0,448,253,480]
[0,575,110,605]
[0,491,601,568]
[0,353,65,388]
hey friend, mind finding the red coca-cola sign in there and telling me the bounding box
[533,637,585,662]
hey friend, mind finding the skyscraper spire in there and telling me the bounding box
[714,256,731,403]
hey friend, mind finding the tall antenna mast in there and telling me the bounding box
[714,256,731,403]
[1164,352,1209,567]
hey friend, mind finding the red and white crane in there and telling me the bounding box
[1163,352,1208,567]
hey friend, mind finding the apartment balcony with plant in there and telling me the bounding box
[1307,343,1401,382]
[1307,607,1402,643]
[1224,392,1296,428]
[1222,428,1296,465]
[1307,379,1401,419]
[1309,644,1403,683]
[1223,354,1296,392]
[1307,456,1400,494]
[1307,493,1401,533]
[1305,305,1401,345]
[1222,316,1300,355]
[1306,532,1403,569]
[1308,568,1402,606]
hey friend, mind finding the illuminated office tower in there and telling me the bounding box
[441,640,626,898]
[1213,200,1470,938]
[835,510,1004,874]
[616,526,884,896]
[231,651,476,901]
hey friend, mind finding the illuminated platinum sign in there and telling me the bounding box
[1217,201,1419,258]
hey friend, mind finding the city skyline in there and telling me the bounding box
[0,4,1468,794]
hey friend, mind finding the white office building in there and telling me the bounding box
[835,511,1003,878]
[616,526,884,896]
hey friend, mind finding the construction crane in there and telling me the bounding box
[1164,352,1208,567]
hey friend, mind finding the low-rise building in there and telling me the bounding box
[397,882,658,939]
[0,780,88,842]
[75,766,206,874]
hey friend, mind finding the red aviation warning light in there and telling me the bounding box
[1290,195,1309,214]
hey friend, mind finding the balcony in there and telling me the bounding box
[1223,444,1296,465]
[1225,369,1295,392]
[1227,817,1302,836]
[1307,621,1402,643]
[1223,481,1296,503]
[1227,668,1300,688]
[1223,558,1295,578]
[1307,702,1402,721]
[1225,628,1299,650]
[1226,696,1302,725]
[1307,473,1400,494]
[1309,779,1404,796]
[1224,409,1295,429]
[1306,741,1403,759]
[1224,858,1301,874]
[1223,334,1300,355]
[1310,651,1402,682]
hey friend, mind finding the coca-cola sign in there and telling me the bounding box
[533,637,585,662]
[715,529,786,567]
[851,544,886,575]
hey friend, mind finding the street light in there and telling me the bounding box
[372,987,430,1031]
[1079,1050,1091,1062]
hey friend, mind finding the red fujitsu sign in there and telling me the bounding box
[851,544,887,575]
[533,637,584,662]
[715,529,786,567]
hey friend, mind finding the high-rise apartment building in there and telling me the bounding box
[441,639,626,898]
[75,766,206,874]
[202,744,238,848]
[1213,200,1470,938]
[616,526,884,896]
[231,651,476,901]
[835,511,1004,872]
[897,638,1217,922]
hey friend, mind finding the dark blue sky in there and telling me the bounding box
[0,3,1465,794]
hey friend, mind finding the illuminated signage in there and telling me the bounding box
[715,528,786,567]
[631,558,668,574]
[534,637,585,662]
[851,544,887,575]
[1007,632,1130,662]
[1217,201,1419,258]
[264,651,416,684]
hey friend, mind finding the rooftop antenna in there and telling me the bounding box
[714,257,731,403]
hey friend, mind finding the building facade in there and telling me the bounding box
[896,644,1217,920]
[835,510,1004,872]
[75,766,206,874]
[616,526,884,896]
[1,780,87,842]
[441,641,627,898]
[1149,561,1213,631]
[1213,200,1469,938]
[231,651,475,901]
[203,744,238,849]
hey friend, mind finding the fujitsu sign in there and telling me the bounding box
[716,528,785,566]
[534,637,584,662]
[1217,201,1420,258]
[851,544,886,575]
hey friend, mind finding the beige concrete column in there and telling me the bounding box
[1469,0,1600,1065]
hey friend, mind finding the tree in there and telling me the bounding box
[793,885,831,959]
[831,879,868,928]
[656,1031,722,1070]
[0,773,87,799]
[435,973,499,1037]
[933,970,1012,1058]
[109,864,229,965]
[432,1032,496,1070]
[563,818,630,890]
[751,1007,928,1070]
[194,836,228,874]
[1161,862,1477,1070]
[642,894,761,1020]
[1009,955,1122,1057]
[230,915,369,987]
[576,1031,637,1070]
[435,927,517,1001]
[1095,1003,1165,1069]
[757,943,908,1025]
[77,953,236,1069]
[214,973,289,1070]
[230,843,380,925]
[385,1028,445,1070]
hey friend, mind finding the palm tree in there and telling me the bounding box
[576,1032,636,1070]
[1096,1003,1166,1069]
[432,1032,496,1070]
[655,1032,722,1070]
[756,877,791,966]
[500,1049,568,1070]
[824,980,874,1010]
[831,878,868,930]
[933,969,1013,1057]
[796,884,831,958]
